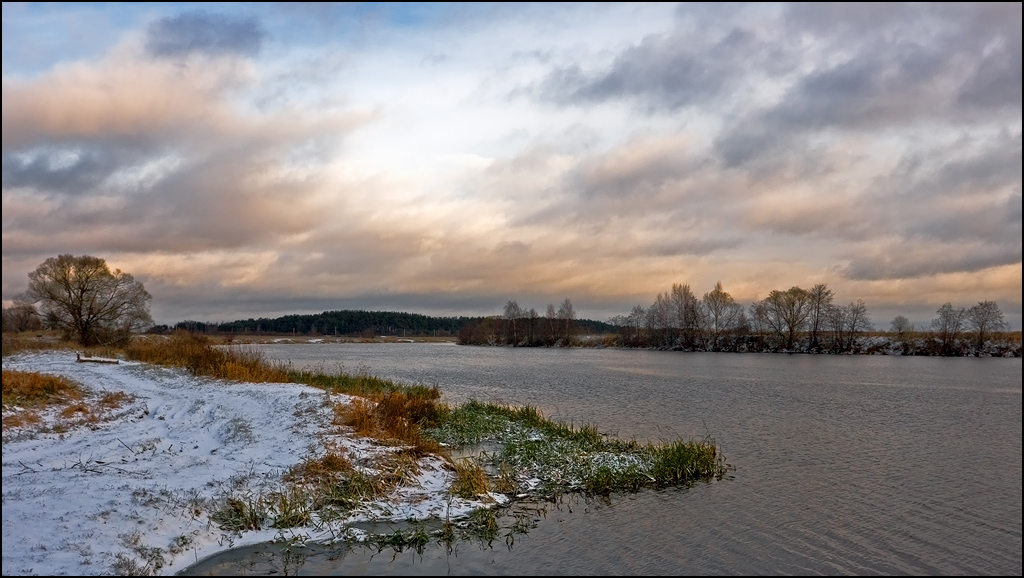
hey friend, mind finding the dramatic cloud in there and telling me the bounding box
[2,3,1020,328]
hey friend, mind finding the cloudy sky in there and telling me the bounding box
[2,2,1021,328]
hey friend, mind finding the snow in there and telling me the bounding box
[2,352,494,576]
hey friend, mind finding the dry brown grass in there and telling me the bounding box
[2,410,41,430]
[335,391,446,457]
[2,332,78,357]
[125,331,292,382]
[99,390,132,408]
[2,369,83,407]
[284,446,354,486]
[2,369,135,434]
[1,331,126,359]
[450,458,489,498]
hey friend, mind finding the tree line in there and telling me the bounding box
[153,307,614,340]
[604,282,1015,356]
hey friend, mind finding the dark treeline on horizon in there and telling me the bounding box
[162,310,475,337]
[152,308,613,340]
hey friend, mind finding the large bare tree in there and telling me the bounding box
[843,299,872,350]
[23,254,153,346]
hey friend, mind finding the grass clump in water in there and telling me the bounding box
[450,458,490,498]
[425,400,729,498]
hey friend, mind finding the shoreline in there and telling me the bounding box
[222,334,1021,358]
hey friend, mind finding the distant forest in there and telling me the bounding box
[152,308,614,339]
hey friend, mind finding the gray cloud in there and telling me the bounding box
[647,236,742,257]
[956,31,1023,109]
[881,132,1022,203]
[842,241,1021,281]
[604,3,1024,168]
[2,148,123,194]
[2,150,330,258]
[540,26,770,112]
[910,195,1022,245]
[145,11,266,58]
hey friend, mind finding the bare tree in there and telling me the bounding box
[748,299,768,337]
[890,315,913,340]
[647,291,674,347]
[545,303,557,345]
[966,300,1007,349]
[556,298,576,345]
[527,307,539,345]
[844,299,872,350]
[626,304,647,345]
[2,299,42,333]
[761,286,811,350]
[700,281,741,350]
[23,254,152,346]
[670,283,700,349]
[806,283,834,350]
[931,302,967,354]
[503,299,523,345]
[825,303,849,352]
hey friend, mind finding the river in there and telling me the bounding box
[181,343,1022,576]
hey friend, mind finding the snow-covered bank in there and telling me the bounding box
[2,352,491,576]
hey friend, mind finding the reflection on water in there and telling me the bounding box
[182,344,1022,576]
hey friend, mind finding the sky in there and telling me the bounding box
[1,350,501,575]
[2,2,1021,328]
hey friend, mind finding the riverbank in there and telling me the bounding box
[1,351,494,575]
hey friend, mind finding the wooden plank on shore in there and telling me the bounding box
[76,352,120,364]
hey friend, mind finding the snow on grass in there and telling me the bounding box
[1,351,489,576]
